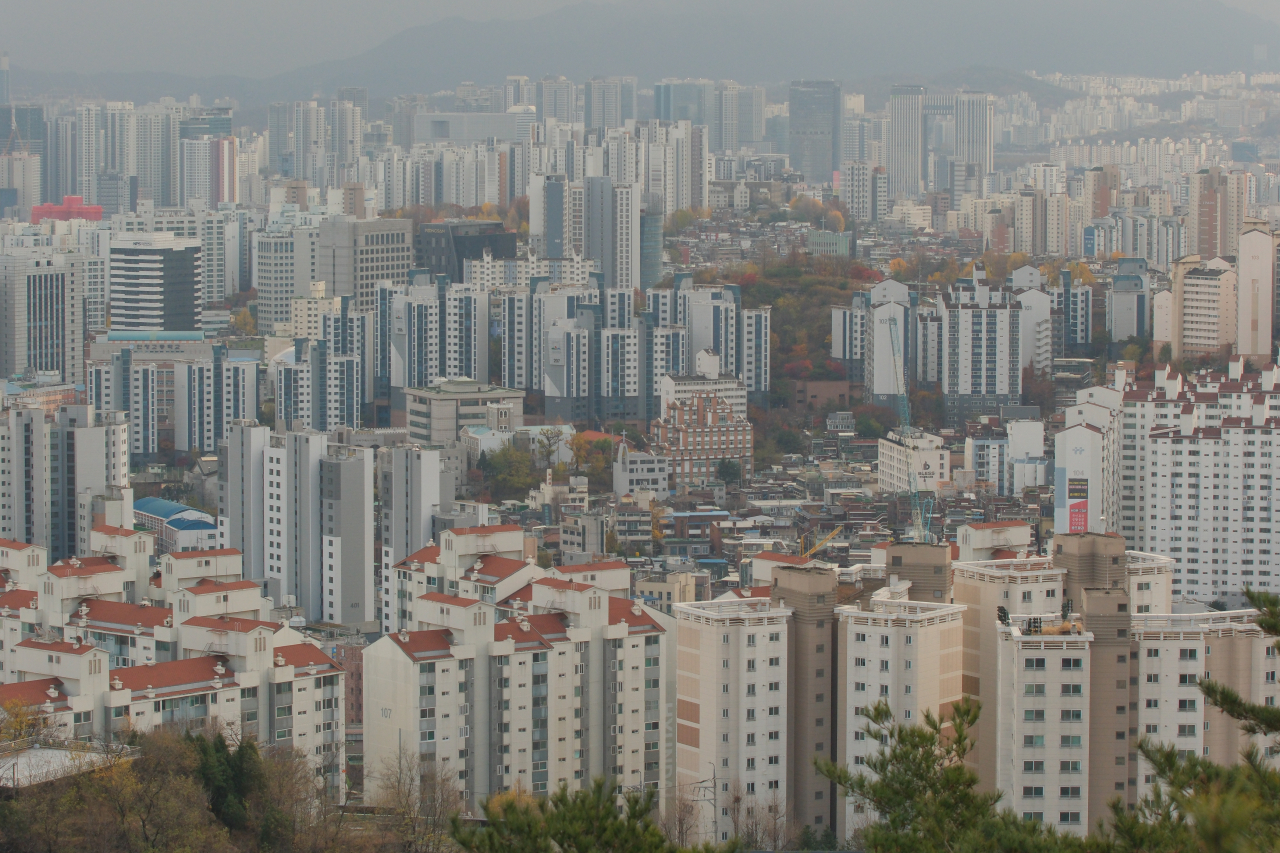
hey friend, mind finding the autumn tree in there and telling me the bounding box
[381,748,460,853]
[229,308,257,336]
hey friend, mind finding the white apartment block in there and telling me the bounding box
[877,430,950,494]
[222,428,375,628]
[673,595,793,844]
[0,404,129,561]
[1058,362,1280,607]
[88,348,258,455]
[940,288,1021,426]
[0,538,346,796]
[836,580,966,839]
[465,251,598,289]
[364,524,671,812]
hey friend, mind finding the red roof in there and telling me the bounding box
[533,577,594,592]
[0,589,39,611]
[553,560,628,573]
[273,643,341,671]
[75,599,172,629]
[112,656,234,693]
[182,615,278,634]
[578,430,625,446]
[465,555,529,582]
[388,629,454,659]
[169,548,241,560]
[0,677,65,708]
[607,597,663,633]
[184,578,260,595]
[753,552,810,565]
[968,521,1030,530]
[495,612,571,647]
[16,638,98,656]
[730,586,772,599]
[398,544,441,568]
[419,592,482,607]
[0,538,36,551]
[448,524,522,536]
[92,525,143,537]
[504,584,534,604]
[47,557,122,578]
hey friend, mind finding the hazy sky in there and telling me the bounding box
[5,0,1278,78]
[4,0,593,76]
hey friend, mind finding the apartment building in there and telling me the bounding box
[651,393,753,486]
[0,403,129,561]
[673,594,793,843]
[0,538,346,796]
[364,527,670,812]
[836,579,966,839]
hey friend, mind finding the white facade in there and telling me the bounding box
[1236,229,1276,360]
[877,430,950,494]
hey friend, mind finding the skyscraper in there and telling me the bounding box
[788,80,842,183]
[888,85,926,199]
[954,91,993,182]
[0,53,9,106]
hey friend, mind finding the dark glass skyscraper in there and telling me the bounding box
[788,80,842,183]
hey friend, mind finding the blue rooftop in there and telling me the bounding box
[134,496,202,520]
[165,517,216,531]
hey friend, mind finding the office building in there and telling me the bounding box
[788,81,842,183]
[254,225,321,335]
[318,216,413,313]
[953,92,994,181]
[399,379,524,444]
[417,220,517,283]
[108,232,202,332]
[0,250,84,385]
[887,85,926,200]
[1107,258,1152,343]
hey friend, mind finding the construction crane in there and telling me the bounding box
[887,316,935,544]
[802,523,844,560]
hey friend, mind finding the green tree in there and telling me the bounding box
[452,777,710,853]
[485,445,538,502]
[1158,343,1173,364]
[716,459,742,484]
[817,699,1072,853]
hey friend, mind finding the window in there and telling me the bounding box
[1061,684,1083,696]
[1060,812,1081,825]
[1023,761,1044,773]
[1179,649,1198,661]
[1024,710,1045,722]
[1060,736,1082,748]
[1060,761,1082,774]
[1178,699,1197,712]
[1060,787,1081,799]
[1024,683,1045,696]
[1061,658,1082,670]
[1061,710,1082,722]
[1022,786,1044,798]
[1023,735,1045,747]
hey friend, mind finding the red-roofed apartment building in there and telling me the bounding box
[363,574,668,813]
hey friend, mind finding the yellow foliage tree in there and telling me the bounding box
[229,308,257,337]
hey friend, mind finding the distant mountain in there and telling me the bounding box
[11,0,1279,108]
